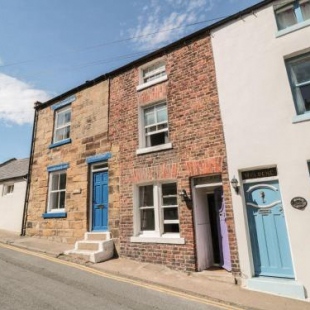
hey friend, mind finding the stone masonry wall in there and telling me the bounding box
[109,34,239,272]
[26,81,120,244]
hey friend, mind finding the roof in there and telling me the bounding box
[36,0,274,110]
[0,158,29,181]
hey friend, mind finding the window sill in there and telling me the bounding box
[130,236,185,244]
[292,113,310,124]
[49,138,71,149]
[42,212,67,219]
[276,19,310,38]
[136,143,172,155]
[136,75,168,91]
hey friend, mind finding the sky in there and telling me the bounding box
[0,0,260,163]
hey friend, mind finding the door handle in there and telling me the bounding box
[97,205,104,209]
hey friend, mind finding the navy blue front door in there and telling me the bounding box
[244,180,294,278]
[92,170,108,231]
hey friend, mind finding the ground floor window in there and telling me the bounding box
[136,182,180,237]
[47,170,67,212]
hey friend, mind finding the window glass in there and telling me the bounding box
[276,4,297,30]
[301,0,310,20]
[137,182,179,236]
[54,106,71,143]
[143,103,169,147]
[48,171,67,211]
[142,61,166,84]
[275,0,310,30]
[287,53,310,114]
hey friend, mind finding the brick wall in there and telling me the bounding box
[109,34,240,272]
[26,81,120,244]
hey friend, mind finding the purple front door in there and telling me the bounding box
[214,188,231,271]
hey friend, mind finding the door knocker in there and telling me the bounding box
[260,191,266,203]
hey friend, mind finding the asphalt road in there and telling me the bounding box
[0,244,230,310]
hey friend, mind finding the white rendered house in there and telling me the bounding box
[211,0,310,301]
[0,158,29,233]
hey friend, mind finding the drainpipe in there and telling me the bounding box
[21,102,40,236]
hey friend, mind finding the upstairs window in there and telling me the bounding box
[2,184,14,196]
[286,53,310,115]
[137,59,167,90]
[142,61,166,84]
[54,106,71,143]
[143,102,169,148]
[275,0,310,30]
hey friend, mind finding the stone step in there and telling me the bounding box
[65,239,115,263]
[76,241,100,251]
[85,232,110,241]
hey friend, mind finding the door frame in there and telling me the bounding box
[89,162,109,232]
[241,174,294,278]
[192,175,228,271]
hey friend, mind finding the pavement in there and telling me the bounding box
[0,229,309,310]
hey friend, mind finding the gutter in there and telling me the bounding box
[21,105,39,236]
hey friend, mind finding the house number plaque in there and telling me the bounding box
[291,197,307,210]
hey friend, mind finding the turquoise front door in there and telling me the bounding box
[244,180,294,278]
[92,170,108,231]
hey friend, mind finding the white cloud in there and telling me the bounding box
[0,73,50,125]
[129,0,214,50]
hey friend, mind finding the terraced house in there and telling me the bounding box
[24,10,240,277]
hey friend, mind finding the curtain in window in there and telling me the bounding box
[301,0,310,20]
[276,6,296,30]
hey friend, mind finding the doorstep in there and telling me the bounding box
[247,276,306,300]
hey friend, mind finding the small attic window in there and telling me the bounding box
[137,59,168,91]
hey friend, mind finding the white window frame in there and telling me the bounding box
[131,182,185,244]
[2,183,14,196]
[286,53,310,121]
[136,101,172,155]
[137,58,168,91]
[275,0,310,36]
[47,170,67,213]
[53,106,71,143]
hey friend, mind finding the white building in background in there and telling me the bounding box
[0,158,29,233]
[211,0,310,301]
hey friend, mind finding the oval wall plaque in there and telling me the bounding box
[291,197,307,210]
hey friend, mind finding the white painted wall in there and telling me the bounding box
[0,178,26,233]
[211,3,310,299]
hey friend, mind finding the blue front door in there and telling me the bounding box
[92,170,108,231]
[244,180,294,278]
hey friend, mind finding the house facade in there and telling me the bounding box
[211,0,310,300]
[0,158,29,233]
[25,80,121,248]
[109,32,239,273]
[25,28,240,273]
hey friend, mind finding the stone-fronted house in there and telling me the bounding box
[0,158,29,233]
[211,0,310,301]
[25,80,120,261]
[24,16,241,274]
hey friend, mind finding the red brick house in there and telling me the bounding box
[108,31,239,273]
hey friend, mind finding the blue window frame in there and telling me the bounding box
[43,163,69,218]
[286,53,310,116]
[49,95,75,148]
[275,0,310,31]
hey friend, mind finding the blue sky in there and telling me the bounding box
[0,0,260,163]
